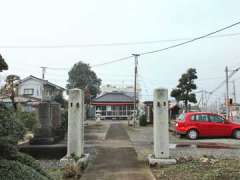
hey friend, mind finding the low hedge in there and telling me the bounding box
[15,153,52,179]
[0,159,49,180]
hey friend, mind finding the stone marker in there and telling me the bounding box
[51,102,61,129]
[30,101,54,145]
[147,105,151,123]
[95,109,101,124]
[61,89,89,167]
[148,88,176,165]
[30,101,64,145]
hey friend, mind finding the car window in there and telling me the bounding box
[193,114,208,122]
[208,115,224,123]
[177,114,185,121]
[190,115,195,121]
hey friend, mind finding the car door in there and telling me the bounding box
[208,114,229,137]
[193,114,210,136]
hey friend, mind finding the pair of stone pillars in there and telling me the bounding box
[61,89,89,166]
[148,88,176,165]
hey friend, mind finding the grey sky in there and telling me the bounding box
[1,0,240,103]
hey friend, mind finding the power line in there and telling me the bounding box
[1,32,240,49]
[7,21,240,70]
[92,21,240,67]
[140,21,240,56]
[92,56,134,67]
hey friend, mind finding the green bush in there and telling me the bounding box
[0,108,26,142]
[0,137,18,160]
[139,114,147,126]
[16,111,38,131]
[15,153,52,179]
[0,159,49,180]
[0,108,51,180]
[61,110,68,130]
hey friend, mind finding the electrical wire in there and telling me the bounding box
[1,32,240,49]
[92,55,134,67]
[92,21,240,67]
[139,21,240,56]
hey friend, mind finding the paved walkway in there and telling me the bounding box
[81,123,154,180]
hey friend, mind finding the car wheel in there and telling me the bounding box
[233,129,240,139]
[187,129,198,140]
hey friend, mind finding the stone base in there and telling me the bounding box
[60,153,90,169]
[148,154,176,166]
[96,119,101,125]
[128,119,134,126]
[29,137,55,145]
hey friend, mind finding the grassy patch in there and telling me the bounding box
[152,159,240,180]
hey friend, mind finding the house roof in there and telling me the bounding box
[19,75,65,90]
[92,92,134,103]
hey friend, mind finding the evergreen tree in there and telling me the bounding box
[171,68,198,112]
[0,54,8,72]
[67,61,101,100]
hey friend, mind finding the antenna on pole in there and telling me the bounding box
[40,67,47,80]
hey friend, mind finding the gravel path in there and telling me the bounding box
[81,123,154,180]
[126,124,240,161]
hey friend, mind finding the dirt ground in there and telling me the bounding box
[151,158,240,180]
[43,120,240,180]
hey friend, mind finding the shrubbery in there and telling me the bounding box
[0,108,52,180]
[15,153,52,179]
[16,111,38,131]
[0,159,49,180]
[61,109,68,131]
[0,108,26,142]
[139,114,147,126]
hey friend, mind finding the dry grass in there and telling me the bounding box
[151,158,240,180]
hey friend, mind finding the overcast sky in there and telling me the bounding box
[1,0,240,103]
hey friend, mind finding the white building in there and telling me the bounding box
[18,75,65,101]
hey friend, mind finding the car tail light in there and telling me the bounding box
[177,121,185,127]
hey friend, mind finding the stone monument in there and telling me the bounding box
[148,88,176,165]
[30,101,54,145]
[61,89,89,166]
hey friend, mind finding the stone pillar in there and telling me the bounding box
[153,88,169,158]
[148,88,176,165]
[67,89,84,157]
[61,89,89,167]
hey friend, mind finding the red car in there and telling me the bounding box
[175,112,240,140]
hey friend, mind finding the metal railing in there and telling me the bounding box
[96,110,134,117]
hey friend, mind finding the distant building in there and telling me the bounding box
[100,84,141,98]
[17,75,65,101]
[91,91,135,120]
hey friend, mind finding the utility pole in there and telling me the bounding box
[201,90,204,111]
[225,66,230,119]
[232,80,236,103]
[40,66,47,80]
[132,54,139,127]
[40,66,47,101]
